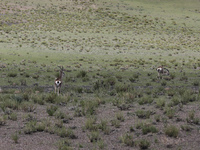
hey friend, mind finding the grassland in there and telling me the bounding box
[0,0,200,149]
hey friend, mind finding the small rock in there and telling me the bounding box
[63,119,69,124]
[166,144,173,148]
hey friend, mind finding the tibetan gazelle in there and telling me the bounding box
[156,66,170,79]
[54,66,65,95]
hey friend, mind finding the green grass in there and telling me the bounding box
[0,0,199,88]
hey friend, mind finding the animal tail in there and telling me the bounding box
[163,68,170,74]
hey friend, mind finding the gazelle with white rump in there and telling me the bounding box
[54,66,65,95]
[156,66,170,79]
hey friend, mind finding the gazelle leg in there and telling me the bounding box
[158,73,162,79]
[58,87,60,96]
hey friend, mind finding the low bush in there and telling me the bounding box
[88,131,101,143]
[139,139,151,149]
[135,110,152,119]
[7,72,17,77]
[24,120,37,134]
[165,125,179,138]
[120,133,134,147]
[142,124,158,135]
[11,132,19,144]
[46,105,58,116]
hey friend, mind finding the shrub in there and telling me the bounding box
[156,98,165,108]
[82,100,99,116]
[181,125,193,132]
[54,110,67,119]
[7,72,17,77]
[138,95,153,105]
[135,122,144,129]
[20,101,36,112]
[55,119,64,129]
[11,94,24,103]
[186,111,199,125]
[56,127,67,138]
[74,108,83,117]
[24,120,37,134]
[2,99,19,110]
[46,105,58,116]
[164,107,175,119]
[124,92,136,103]
[193,81,199,86]
[93,80,104,90]
[58,139,72,150]
[171,96,181,106]
[11,132,19,144]
[36,122,46,132]
[98,120,111,135]
[135,110,152,119]
[66,128,77,139]
[105,76,116,86]
[170,73,175,79]
[154,114,161,122]
[181,90,197,104]
[32,74,39,80]
[0,116,6,126]
[111,119,120,128]
[130,126,135,132]
[20,79,27,86]
[33,94,45,105]
[82,77,90,82]
[75,87,83,93]
[180,76,188,81]
[145,82,151,86]
[133,73,139,79]
[45,93,57,103]
[9,112,17,121]
[116,112,125,122]
[84,117,98,131]
[142,124,158,134]
[77,70,87,78]
[161,81,167,86]
[165,125,179,138]
[120,133,134,147]
[167,89,176,97]
[115,84,129,93]
[117,103,130,111]
[88,131,101,143]
[98,140,106,150]
[129,77,136,83]
[139,139,150,149]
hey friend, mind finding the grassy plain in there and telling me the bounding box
[0,0,200,149]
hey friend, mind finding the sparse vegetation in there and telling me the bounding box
[11,132,19,144]
[139,139,151,149]
[120,133,134,147]
[165,125,179,138]
[0,0,200,149]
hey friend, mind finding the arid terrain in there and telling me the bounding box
[0,0,200,150]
